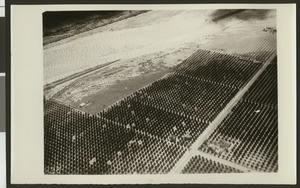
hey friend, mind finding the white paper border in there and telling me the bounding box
[0,133,6,188]
[0,7,4,17]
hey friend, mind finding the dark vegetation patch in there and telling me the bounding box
[211,9,272,22]
[43,11,123,37]
[43,10,149,45]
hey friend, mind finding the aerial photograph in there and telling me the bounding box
[43,9,277,174]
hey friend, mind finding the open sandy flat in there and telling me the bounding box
[44,9,276,113]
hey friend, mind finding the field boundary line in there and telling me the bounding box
[173,72,238,90]
[98,116,188,152]
[192,151,256,173]
[44,59,121,91]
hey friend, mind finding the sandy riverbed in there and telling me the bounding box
[44,9,276,112]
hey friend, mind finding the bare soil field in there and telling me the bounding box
[44,9,276,114]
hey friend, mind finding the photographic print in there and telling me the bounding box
[43,9,278,175]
